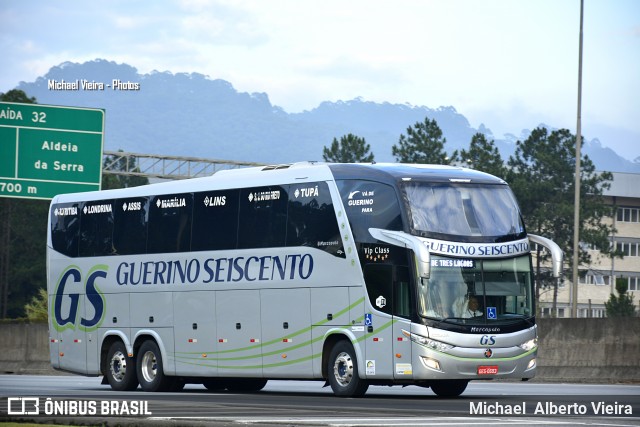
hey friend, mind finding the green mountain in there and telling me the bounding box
[14,59,638,172]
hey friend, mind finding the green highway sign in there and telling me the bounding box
[0,102,104,200]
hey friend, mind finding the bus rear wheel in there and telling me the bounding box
[430,380,469,397]
[136,340,175,392]
[327,340,368,397]
[105,341,138,391]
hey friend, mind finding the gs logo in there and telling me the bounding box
[480,335,496,346]
[52,265,107,332]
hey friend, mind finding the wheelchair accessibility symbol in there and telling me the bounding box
[487,307,497,320]
[364,313,373,326]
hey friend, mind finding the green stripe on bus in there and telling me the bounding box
[174,296,366,358]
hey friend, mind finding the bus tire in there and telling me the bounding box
[136,340,173,392]
[105,341,139,391]
[327,340,368,397]
[226,379,268,393]
[430,380,468,397]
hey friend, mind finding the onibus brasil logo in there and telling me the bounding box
[52,265,107,331]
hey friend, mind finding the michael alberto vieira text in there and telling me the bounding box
[470,401,633,416]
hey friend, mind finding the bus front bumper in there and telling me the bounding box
[412,346,538,380]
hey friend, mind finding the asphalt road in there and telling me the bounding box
[1,375,639,426]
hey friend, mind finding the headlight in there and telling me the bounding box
[402,329,454,352]
[518,338,538,351]
[527,358,537,370]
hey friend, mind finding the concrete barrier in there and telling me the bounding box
[1,319,639,382]
[0,321,56,375]
[536,317,640,383]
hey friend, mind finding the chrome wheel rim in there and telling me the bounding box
[333,351,353,387]
[141,350,158,383]
[109,350,127,382]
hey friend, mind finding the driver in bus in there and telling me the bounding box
[455,295,483,318]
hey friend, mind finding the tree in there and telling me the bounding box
[506,127,615,305]
[3,198,49,318]
[605,278,637,317]
[0,89,36,103]
[322,134,374,163]
[459,132,506,178]
[24,288,48,321]
[392,117,457,164]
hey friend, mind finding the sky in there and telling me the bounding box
[1,0,639,160]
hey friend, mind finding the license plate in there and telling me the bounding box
[477,365,499,375]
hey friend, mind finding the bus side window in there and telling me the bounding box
[238,186,288,249]
[148,193,193,254]
[113,197,149,255]
[51,202,81,258]
[364,264,413,319]
[287,181,343,257]
[364,264,393,315]
[336,180,403,243]
[79,200,115,257]
[394,266,412,319]
[191,189,240,251]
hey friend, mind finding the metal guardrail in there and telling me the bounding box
[102,151,265,180]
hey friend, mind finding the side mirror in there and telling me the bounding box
[528,234,564,278]
[368,228,430,278]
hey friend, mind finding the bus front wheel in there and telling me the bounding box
[327,340,369,397]
[136,340,174,392]
[105,341,139,391]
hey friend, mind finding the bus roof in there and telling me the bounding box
[327,163,506,185]
[50,161,505,204]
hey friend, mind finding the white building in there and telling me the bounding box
[538,172,640,317]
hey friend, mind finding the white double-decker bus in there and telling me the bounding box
[47,162,562,397]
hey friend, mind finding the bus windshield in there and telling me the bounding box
[417,255,533,324]
[404,182,525,241]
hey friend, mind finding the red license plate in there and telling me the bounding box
[477,365,499,375]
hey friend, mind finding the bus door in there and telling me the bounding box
[391,265,413,380]
[363,262,413,380]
